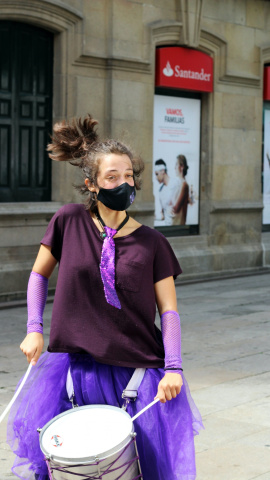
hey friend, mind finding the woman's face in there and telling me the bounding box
[96,153,134,191]
[175,159,184,176]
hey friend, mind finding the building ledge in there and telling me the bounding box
[175,265,270,286]
[0,202,63,216]
[210,201,263,213]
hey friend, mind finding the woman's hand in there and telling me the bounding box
[155,372,183,403]
[20,333,44,366]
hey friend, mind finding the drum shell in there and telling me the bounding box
[39,405,141,480]
[45,441,139,480]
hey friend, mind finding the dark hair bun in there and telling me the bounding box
[47,115,99,163]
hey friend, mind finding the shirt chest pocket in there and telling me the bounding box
[116,260,145,293]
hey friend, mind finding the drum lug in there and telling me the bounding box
[121,397,130,411]
[70,390,79,409]
[37,428,42,433]
[121,391,137,410]
[130,432,137,439]
[94,456,101,476]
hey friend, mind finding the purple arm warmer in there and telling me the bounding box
[27,271,48,334]
[160,310,183,374]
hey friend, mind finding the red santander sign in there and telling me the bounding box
[264,66,270,100]
[156,46,213,93]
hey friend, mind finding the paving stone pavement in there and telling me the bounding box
[0,273,269,480]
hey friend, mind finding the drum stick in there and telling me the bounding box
[0,363,32,425]
[131,398,160,422]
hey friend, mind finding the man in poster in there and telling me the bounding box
[154,158,183,225]
[154,159,171,224]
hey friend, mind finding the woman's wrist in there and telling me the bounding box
[164,367,183,371]
[164,368,183,375]
[27,323,43,335]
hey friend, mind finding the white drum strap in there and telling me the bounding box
[66,367,146,409]
[122,368,146,410]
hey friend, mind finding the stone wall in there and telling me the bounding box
[0,0,270,301]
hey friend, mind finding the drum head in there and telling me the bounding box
[39,405,133,464]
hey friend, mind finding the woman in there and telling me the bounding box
[171,155,190,225]
[7,116,203,480]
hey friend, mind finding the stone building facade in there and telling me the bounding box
[0,0,270,301]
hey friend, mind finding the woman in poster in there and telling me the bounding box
[171,154,190,225]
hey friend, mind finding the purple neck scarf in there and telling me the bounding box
[100,226,121,309]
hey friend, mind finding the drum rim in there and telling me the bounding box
[39,404,134,465]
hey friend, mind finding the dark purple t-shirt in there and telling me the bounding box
[41,204,182,368]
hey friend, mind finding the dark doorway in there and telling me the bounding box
[0,21,53,202]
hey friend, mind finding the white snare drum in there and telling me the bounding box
[39,405,143,480]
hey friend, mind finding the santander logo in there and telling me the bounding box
[162,60,211,82]
[163,61,174,77]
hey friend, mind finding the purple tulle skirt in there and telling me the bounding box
[7,352,204,480]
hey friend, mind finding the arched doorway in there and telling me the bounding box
[0,21,53,201]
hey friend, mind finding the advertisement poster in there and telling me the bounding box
[263,109,270,225]
[153,94,200,227]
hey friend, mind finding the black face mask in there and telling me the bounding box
[97,183,136,211]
